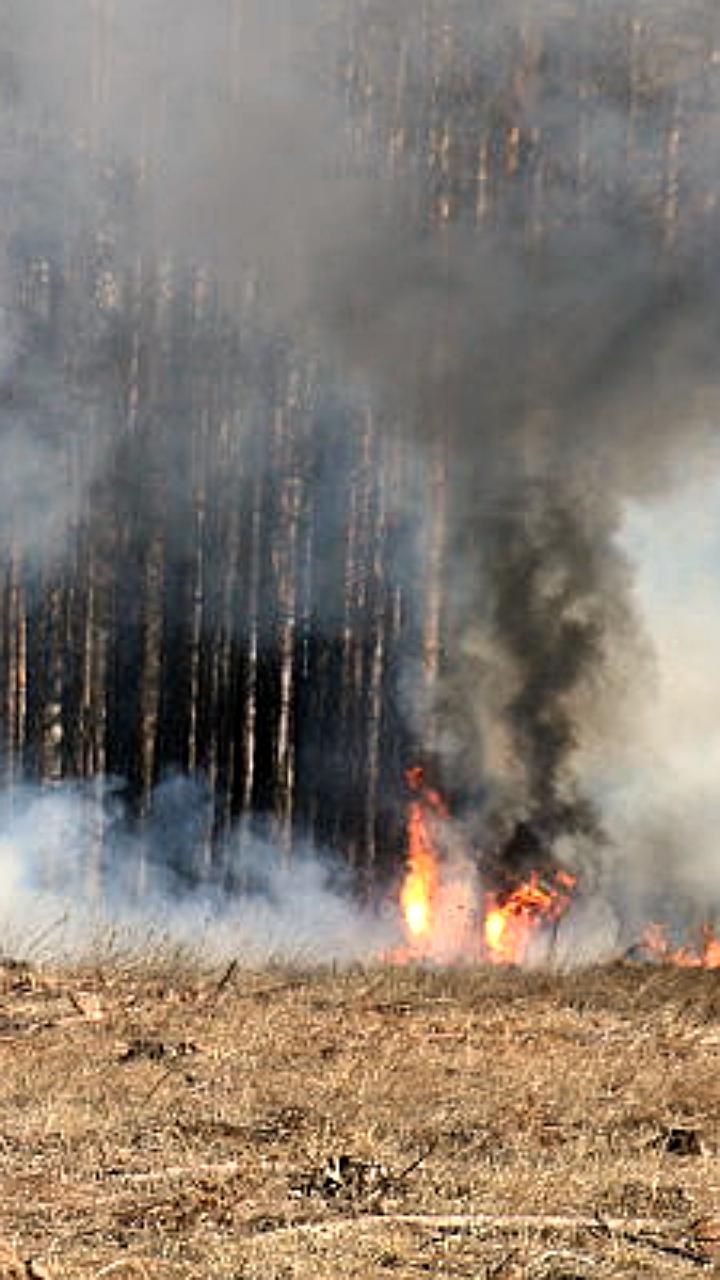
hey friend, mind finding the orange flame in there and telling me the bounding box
[399,767,446,947]
[643,922,720,970]
[483,869,576,965]
[394,772,720,970]
[396,768,579,965]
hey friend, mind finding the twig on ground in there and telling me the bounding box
[100,1159,242,1185]
[136,1064,182,1108]
[92,1259,151,1278]
[388,1137,444,1191]
[203,974,308,1008]
[535,1249,599,1272]
[485,1251,520,1278]
[242,1210,702,1241]
[205,958,238,1004]
[593,1211,712,1267]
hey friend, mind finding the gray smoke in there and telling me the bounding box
[3,0,720,941]
[301,3,720,906]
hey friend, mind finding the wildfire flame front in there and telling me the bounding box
[483,870,577,966]
[397,769,578,964]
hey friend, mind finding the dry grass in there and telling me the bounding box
[0,953,719,1279]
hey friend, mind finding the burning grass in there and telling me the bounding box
[394,768,720,971]
[0,954,719,1278]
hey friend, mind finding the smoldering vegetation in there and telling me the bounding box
[0,1,719,953]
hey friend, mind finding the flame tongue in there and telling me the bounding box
[397,767,578,964]
[400,767,446,946]
[643,922,720,970]
[401,801,435,937]
[483,869,576,965]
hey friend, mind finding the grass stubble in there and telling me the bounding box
[0,948,718,1279]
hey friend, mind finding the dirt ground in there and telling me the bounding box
[1,954,719,1279]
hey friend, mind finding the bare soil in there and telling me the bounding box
[1,955,719,1278]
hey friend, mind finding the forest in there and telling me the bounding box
[1,0,718,894]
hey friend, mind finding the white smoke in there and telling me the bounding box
[579,451,720,935]
[0,781,400,966]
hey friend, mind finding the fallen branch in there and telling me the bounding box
[372,1211,696,1233]
[593,1212,711,1267]
[209,975,308,1006]
[244,1209,705,1243]
[92,1260,151,1279]
[615,1231,709,1267]
[204,959,238,1005]
[390,1138,443,1188]
[100,1159,242,1185]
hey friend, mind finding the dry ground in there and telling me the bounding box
[0,954,719,1279]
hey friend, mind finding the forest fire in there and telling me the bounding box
[395,772,720,969]
[396,768,578,965]
[3,0,720,981]
[400,767,446,945]
[483,869,577,966]
[643,922,720,970]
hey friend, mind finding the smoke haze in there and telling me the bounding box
[0,780,398,964]
[600,463,720,926]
